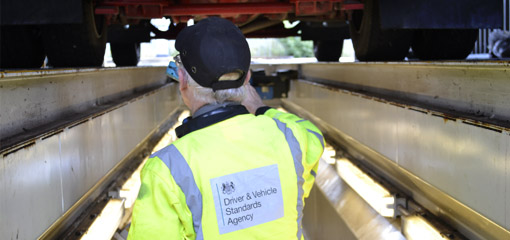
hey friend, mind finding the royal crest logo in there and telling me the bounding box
[222,181,235,195]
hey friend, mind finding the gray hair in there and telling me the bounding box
[180,66,247,104]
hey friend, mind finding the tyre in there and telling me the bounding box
[411,29,478,60]
[313,40,344,62]
[349,0,412,61]
[42,0,107,67]
[111,42,141,66]
[0,26,45,68]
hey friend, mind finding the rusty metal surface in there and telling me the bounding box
[0,67,167,150]
[299,62,510,129]
[0,82,181,239]
[284,80,510,240]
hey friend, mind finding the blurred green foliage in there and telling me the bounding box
[248,37,314,58]
[277,37,314,58]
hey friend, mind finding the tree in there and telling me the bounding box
[277,37,314,58]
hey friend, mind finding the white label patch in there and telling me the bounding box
[210,164,284,234]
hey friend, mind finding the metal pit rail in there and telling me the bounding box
[0,67,183,239]
[273,61,510,240]
[1,61,510,239]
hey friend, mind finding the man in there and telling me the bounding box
[128,17,324,240]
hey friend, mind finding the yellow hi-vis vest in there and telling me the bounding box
[128,108,324,240]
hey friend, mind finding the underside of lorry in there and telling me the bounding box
[0,0,502,68]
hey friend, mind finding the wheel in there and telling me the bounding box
[111,42,141,66]
[489,30,510,59]
[349,0,412,61]
[411,29,478,60]
[0,26,45,68]
[313,40,344,62]
[42,0,107,67]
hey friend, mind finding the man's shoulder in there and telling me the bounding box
[183,113,271,135]
[144,144,180,172]
[150,143,174,159]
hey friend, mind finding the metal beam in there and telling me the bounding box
[284,77,510,239]
[162,3,294,16]
[0,67,169,152]
[303,158,404,240]
[0,68,182,239]
[299,62,510,129]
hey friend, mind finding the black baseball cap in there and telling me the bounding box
[175,17,251,91]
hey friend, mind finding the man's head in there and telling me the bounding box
[175,17,251,111]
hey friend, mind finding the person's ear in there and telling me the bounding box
[243,70,252,85]
[178,68,188,90]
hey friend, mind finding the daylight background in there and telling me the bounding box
[104,18,355,67]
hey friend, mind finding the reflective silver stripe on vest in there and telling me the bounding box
[273,118,304,239]
[295,119,324,148]
[307,129,324,149]
[154,145,204,240]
